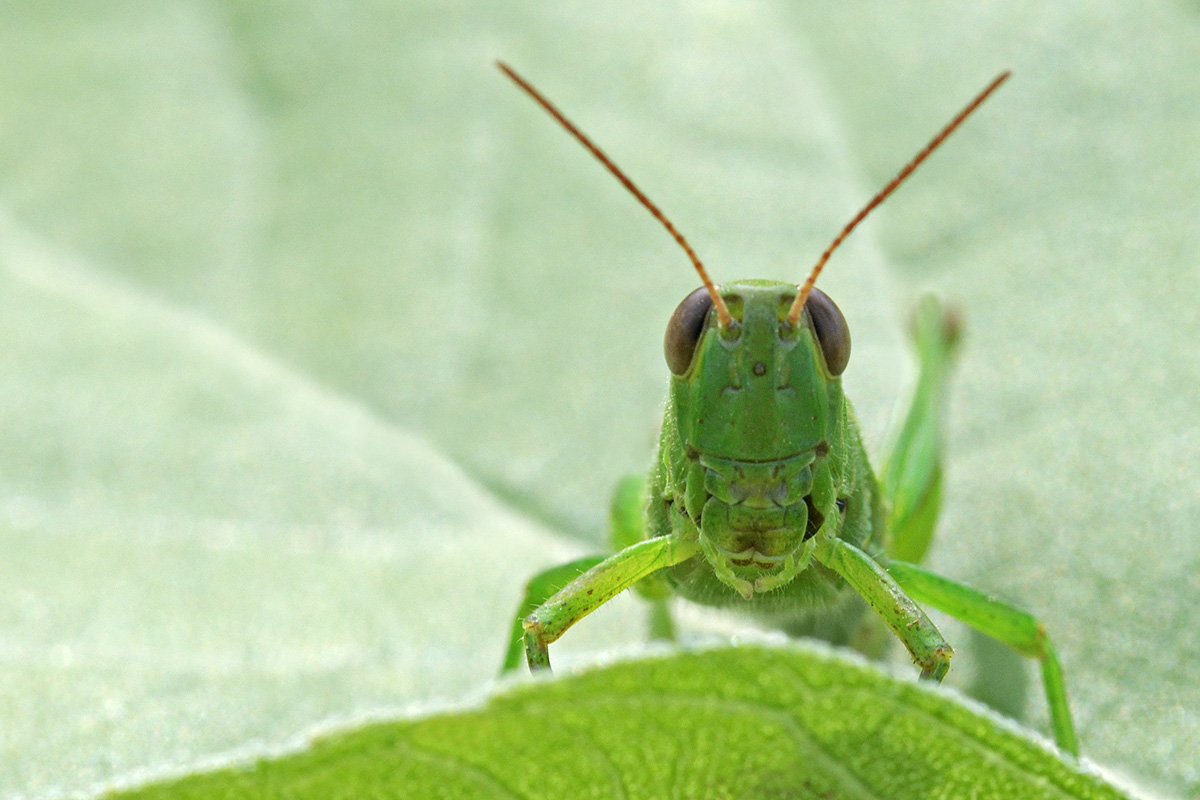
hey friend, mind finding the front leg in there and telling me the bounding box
[524,534,700,671]
[499,556,607,675]
[813,537,953,680]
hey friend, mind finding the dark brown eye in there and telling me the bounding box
[805,287,851,376]
[664,287,714,375]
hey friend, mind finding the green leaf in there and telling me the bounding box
[111,646,1130,800]
[0,2,1196,798]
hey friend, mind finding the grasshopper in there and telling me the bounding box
[496,62,1078,755]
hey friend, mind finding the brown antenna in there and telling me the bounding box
[497,61,733,328]
[786,71,1011,327]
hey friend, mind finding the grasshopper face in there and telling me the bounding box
[665,280,850,598]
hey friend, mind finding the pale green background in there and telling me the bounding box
[0,2,1196,798]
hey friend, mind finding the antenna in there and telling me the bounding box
[497,61,733,328]
[786,71,1011,327]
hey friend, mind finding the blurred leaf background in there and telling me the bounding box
[0,2,1197,798]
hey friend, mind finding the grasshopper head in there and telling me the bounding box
[665,280,849,461]
[664,280,850,597]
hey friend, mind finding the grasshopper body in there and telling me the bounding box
[497,63,1080,756]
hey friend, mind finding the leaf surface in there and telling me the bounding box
[112,646,1131,800]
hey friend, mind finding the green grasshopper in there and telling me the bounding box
[496,62,1078,756]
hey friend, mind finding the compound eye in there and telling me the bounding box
[664,287,714,375]
[805,287,851,376]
